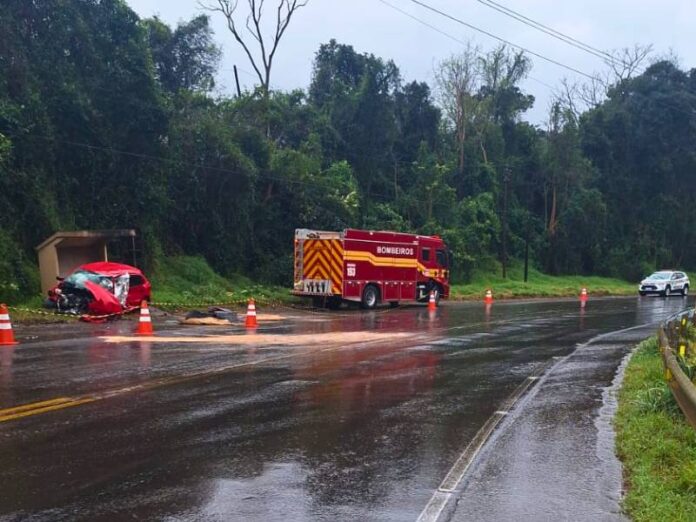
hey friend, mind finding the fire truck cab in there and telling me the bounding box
[293,228,450,309]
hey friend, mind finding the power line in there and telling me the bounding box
[406,0,599,81]
[381,1,683,122]
[376,0,555,91]
[474,0,625,67]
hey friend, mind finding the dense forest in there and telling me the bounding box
[2,0,696,301]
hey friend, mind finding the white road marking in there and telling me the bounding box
[416,319,665,522]
[416,362,553,522]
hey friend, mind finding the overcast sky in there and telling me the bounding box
[127,0,696,125]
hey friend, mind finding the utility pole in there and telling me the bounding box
[523,218,530,283]
[233,65,242,98]
[524,172,532,283]
[502,166,510,279]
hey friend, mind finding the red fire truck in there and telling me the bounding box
[292,228,450,309]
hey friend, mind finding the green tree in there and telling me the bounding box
[581,60,696,277]
[309,40,400,199]
[143,15,221,93]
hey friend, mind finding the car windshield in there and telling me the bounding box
[648,272,671,280]
[63,269,113,291]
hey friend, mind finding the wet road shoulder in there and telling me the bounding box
[445,324,655,522]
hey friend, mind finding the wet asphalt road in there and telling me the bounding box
[0,297,690,521]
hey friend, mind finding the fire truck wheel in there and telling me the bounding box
[429,284,442,304]
[361,285,380,309]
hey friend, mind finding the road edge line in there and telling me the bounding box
[416,320,663,522]
[416,361,553,522]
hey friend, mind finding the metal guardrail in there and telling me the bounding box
[659,309,696,429]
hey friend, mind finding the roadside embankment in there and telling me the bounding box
[6,256,637,324]
[451,266,635,300]
[615,337,696,521]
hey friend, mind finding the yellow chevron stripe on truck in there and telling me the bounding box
[331,239,344,293]
[303,239,344,294]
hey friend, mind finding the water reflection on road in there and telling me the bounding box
[0,296,689,521]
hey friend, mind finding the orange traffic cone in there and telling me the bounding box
[0,304,18,346]
[245,298,258,329]
[135,300,154,336]
[580,287,588,305]
[428,291,437,311]
[484,289,494,305]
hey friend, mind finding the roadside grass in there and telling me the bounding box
[451,263,635,300]
[7,255,637,321]
[615,337,696,521]
[150,256,297,309]
[7,295,77,324]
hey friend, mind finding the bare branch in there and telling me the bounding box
[202,0,309,97]
[577,73,609,109]
[248,0,269,68]
[435,42,485,173]
[267,0,308,75]
[608,44,653,83]
[199,0,265,86]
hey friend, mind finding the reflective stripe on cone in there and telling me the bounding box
[0,304,19,345]
[245,299,258,329]
[135,301,154,336]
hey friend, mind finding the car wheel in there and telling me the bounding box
[639,291,646,297]
[361,285,379,310]
[683,285,689,297]
[664,286,671,298]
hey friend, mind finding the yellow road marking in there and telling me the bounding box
[0,397,98,422]
[0,331,421,425]
[0,397,96,423]
[0,397,74,417]
[4,320,507,425]
[0,313,566,425]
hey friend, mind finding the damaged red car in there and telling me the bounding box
[46,262,151,315]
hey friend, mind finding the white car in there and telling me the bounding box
[638,270,689,297]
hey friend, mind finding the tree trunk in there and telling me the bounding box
[457,93,466,177]
[428,189,433,222]
[548,184,557,236]
[263,181,274,203]
[479,139,488,165]
[501,170,509,279]
[393,159,398,199]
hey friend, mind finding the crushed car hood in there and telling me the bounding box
[84,280,123,315]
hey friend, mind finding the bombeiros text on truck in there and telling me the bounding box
[292,228,451,309]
